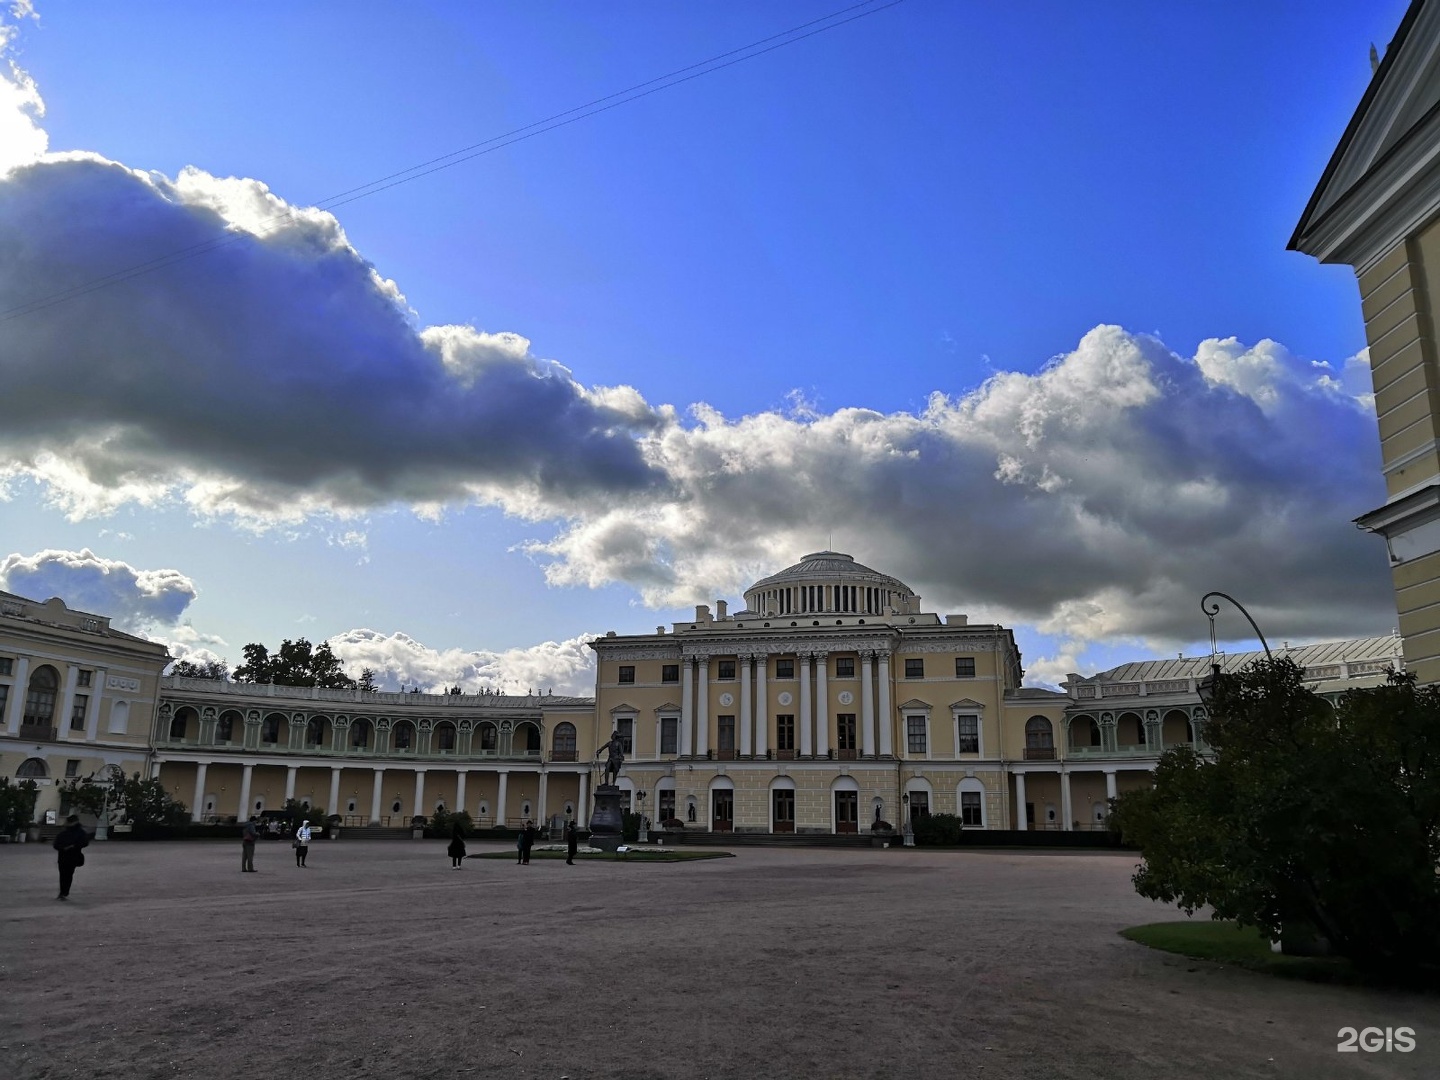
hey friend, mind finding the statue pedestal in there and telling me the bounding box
[589,784,624,852]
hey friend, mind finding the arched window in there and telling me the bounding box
[479,723,498,751]
[1024,716,1054,760]
[17,757,47,778]
[350,719,371,748]
[23,666,58,727]
[393,721,414,751]
[306,718,328,747]
[1069,716,1100,749]
[517,723,541,755]
[261,715,282,744]
[435,723,456,752]
[216,712,239,743]
[552,722,577,760]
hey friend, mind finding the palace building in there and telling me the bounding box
[1,554,1404,833]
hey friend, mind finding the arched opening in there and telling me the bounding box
[957,777,986,828]
[216,710,242,744]
[306,716,330,748]
[392,720,416,752]
[17,757,47,778]
[1068,715,1100,750]
[832,776,859,834]
[169,706,200,742]
[903,778,933,827]
[1024,716,1055,760]
[770,776,796,833]
[709,776,735,832]
[261,713,287,746]
[434,722,457,753]
[22,665,59,731]
[350,718,372,749]
[1115,712,1146,749]
[517,722,542,757]
[1161,709,1191,747]
[478,722,498,753]
[551,722,577,761]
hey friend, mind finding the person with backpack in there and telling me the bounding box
[53,815,90,900]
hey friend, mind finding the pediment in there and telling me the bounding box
[896,698,932,712]
[949,698,986,711]
[608,702,638,715]
[651,701,681,713]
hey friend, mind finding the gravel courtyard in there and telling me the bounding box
[2,839,1436,1080]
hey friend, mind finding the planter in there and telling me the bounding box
[330,828,341,840]
[25,824,40,843]
[411,828,424,840]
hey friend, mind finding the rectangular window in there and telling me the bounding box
[836,713,857,752]
[77,669,93,688]
[65,759,80,778]
[776,714,795,751]
[957,714,979,754]
[659,789,676,821]
[717,659,736,680]
[0,684,9,718]
[617,665,635,684]
[660,717,678,754]
[955,656,976,678]
[835,656,855,678]
[662,664,679,683]
[71,694,89,730]
[0,656,12,675]
[960,790,982,827]
[775,658,795,679]
[617,717,634,754]
[718,715,735,752]
[906,716,927,754]
[904,658,924,678]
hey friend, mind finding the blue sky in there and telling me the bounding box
[0,1,1413,691]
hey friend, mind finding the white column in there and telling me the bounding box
[1014,772,1027,832]
[238,763,254,820]
[538,771,549,823]
[190,762,208,822]
[578,770,589,827]
[58,665,79,740]
[798,654,813,757]
[284,766,298,803]
[369,768,385,824]
[413,769,427,818]
[85,668,106,742]
[753,655,768,756]
[679,658,694,757]
[814,653,830,757]
[739,656,753,757]
[456,770,468,817]
[5,656,28,734]
[860,652,876,756]
[695,658,710,755]
[1104,769,1117,801]
[877,653,893,757]
[497,772,509,827]
[328,767,341,818]
[1060,771,1072,831]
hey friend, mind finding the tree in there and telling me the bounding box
[232,638,356,689]
[1109,657,1440,976]
[357,668,379,692]
[116,773,189,828]
[0,777,39,833]
[169,657,228,680]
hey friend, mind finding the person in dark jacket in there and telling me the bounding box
[521,819,535,864]
[447,820,467,869]
[53,815,90,900]
[565,819,579,865]
[241,816,258,872]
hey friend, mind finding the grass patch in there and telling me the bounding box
[1121,921,1386,987]
[470,849,732,863]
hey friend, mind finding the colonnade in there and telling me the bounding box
[1012,767,1120,831]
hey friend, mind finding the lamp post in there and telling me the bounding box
[636,790,648,842]
[901,792,915,847]
[1197,591,1273,707]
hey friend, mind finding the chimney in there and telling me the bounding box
[716,600,728,619]
[695,604,711,623]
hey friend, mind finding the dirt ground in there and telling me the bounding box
[2,839,1437,1080]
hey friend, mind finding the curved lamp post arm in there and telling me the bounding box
[1200,591,1273,661]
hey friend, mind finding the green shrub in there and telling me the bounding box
[913,813,964,846]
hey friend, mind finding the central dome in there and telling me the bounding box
[744,552,919,617]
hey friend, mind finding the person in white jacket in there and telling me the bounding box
[294,820,313,868]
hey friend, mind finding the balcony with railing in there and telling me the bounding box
[17,723,58,742]
[154,734,549,763]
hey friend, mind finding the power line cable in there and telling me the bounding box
[0,0,905,323]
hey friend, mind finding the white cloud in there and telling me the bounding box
[0,547,197,630]
[0,2,44,176]
[326,628,597,697]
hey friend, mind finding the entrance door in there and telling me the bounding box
[1025,802,1034,831]
[712,790,734,832]
[772,789,795,833]
[835,790,858,834]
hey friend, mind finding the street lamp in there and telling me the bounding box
[636,790,648,842]
[1198,591,1273,706]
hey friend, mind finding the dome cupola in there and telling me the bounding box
[743,552,919,618]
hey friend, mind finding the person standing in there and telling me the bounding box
[53,815,90,900]
[565,818,578,865]
[242,815,258,872]
[447,819,467,869]
[294,819,313,867]
[521,819,535,865]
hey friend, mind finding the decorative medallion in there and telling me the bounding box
[719,692,734,707]
[837,691,854,706]
[777,691,793,706]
